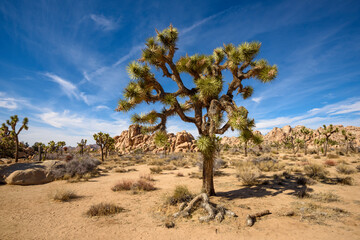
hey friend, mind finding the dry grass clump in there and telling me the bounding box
[304,163,329,179]
[256,160,284,172]
[236,162,261,185]
[112,179,156,192]
[313,155,321,159]
[162,165,177,171]
[176,172,184,177]
[165,185,193,205]
[327,153,339,159]
[188,172,202,179]
[140,173,154,181]
[336,176,354,185]
[324,159,337,167]
[51,189,79,202]
[150,166,163,174]
[357,165,360,172]
[310,192,340,202]
[336,164,356,174]
[86,203,124,217]
[147,158,166,166]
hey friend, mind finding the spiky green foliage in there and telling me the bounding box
[116,25,277,196]
[2,115,29,162]
[154,131,170,155]
[77,139,87,155]
[319,124,339,156]
[341,129,356,154]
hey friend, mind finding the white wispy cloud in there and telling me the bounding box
[44,73,89,104]
[251,97,263,103]
[0,93,18,110]
[95,105,110,111]
[90,14,119,31]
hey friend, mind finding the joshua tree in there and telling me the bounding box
[300,126,313,155]
[154,131,170,155]
[282,131,302,155]
[57,141,66,155]
[2,115,29,162]
[77,139,87,155]
[270,141,281,152]
[0,123,15,158]
[238,124,263,157]
[47,140,56,153]
[93,132,110,162]
[319,124,338,156]
[116,25,277,195]
[104,136,115,158]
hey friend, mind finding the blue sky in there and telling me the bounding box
[0,0,359,146]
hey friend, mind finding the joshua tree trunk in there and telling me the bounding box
[202,153,215,196]
[15,136,19,163]
[100,147,104,162]
[244,142,248,157]
[324,139,328,156]
[304,144,308,155]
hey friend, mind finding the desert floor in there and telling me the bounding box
[0,152,360,240]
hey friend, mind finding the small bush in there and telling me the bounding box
[86,203,124,217]
[51,189,79,202]
[166,185,193,205]
[51,157,101,180]
[304,163,328,179]
[236,162,261,185]
[140,173,154,181]
[324,159,337,167]
[310,192,340,202]
[336,164,356,174]
[112,179,155,192]
[313,155,321,159]
[336,176,354,185]
[327,154,339,159]
[150,166,163,174]
[112,179,134,191]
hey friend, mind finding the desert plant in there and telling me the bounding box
[77,139,87,155]
[86,203,124,217]
[140,173,154,181]
[1,115,29,162]
[51,189,79,202]
[93,132,111,161]
[310,192,340,202]
[150,166,163,174]
[236,161,261,185]
[319,125,338,156]
[336,176,354,185]
[324,159,337,167]
[336,164,355,174]
[153,131,170,155]
[115,25,277,195]
[112,179,155,192]
[51,157,100,179]
[56,141,66,155]
[166,185,193,205]
[304,163,328,179]
[300,127,313,155]
[341,129,356,154]
[239,127,263,157]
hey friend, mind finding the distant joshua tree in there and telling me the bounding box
[319,124,338,156]
[93,132,111,162]
[57,141,66,155]
[47,141,56,153]
[300,127,313,155]
[116,25,277,195]
[77,139,87,155]
[104,136,115,158]
[282,131,302,155]
[2,115,29,162]
[238,122,263,157]
[154,131,170,155]
[341,129,355,154]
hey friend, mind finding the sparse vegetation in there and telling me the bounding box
[150,166,163,174]
[112,179,155,192]
[51,189,79,202]
[165,185,193,205]
[86,203,124,217]
[304,163,328,179]
[310,192,340,202]
[336,164,356,174]
[236,161,261,185]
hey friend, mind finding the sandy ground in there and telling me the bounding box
[0,153,360,240]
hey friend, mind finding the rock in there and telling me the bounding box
[5,168,54,185]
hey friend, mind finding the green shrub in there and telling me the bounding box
[304,163,329,179]
[166,185,193,205]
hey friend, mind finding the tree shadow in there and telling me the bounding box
[217,173,313,200]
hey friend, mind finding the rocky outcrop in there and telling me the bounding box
[114,125,198,154]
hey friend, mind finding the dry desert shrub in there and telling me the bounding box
[166,185,193,205]
[310,192,340,202]
[86,203,124,217]
[336,176,354,185]
[313,155,321,159]
[51,157,101,180]
[51,189,79,202]
[304,163,329,179]
[324,159,337,167]
[327,153,339,159]
[140,173,154,181]
[356,165,360,172]
[336,164,356,174]
[236,162,261,185]
[112,179,155,192]
[256,160,284,172]
[150,166,163,174]
[176,172,184,177]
